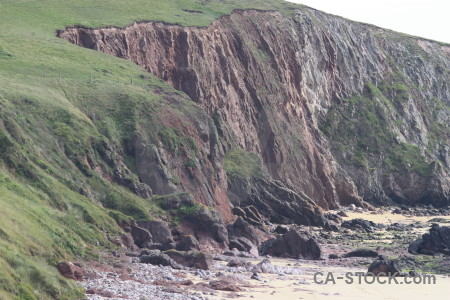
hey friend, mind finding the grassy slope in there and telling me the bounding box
[0,1,301,299]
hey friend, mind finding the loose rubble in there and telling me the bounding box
[63,205,450,299]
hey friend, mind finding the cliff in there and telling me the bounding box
[1,1,449,298]
[59,8,449,211]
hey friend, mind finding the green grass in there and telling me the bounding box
[224,148,263,179]
[0,170,100,299]
[320,82,434,177]
[153,193,204,225]
[385,144,433,177]
[158,127,199,157]
[0,1,307,298]
[1,0,446,298]
[320,83,396,162]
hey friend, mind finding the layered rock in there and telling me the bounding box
[58,8,450,215]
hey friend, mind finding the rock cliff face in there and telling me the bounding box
[58,8,450,218]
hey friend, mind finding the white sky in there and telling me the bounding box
[287,0,450,44]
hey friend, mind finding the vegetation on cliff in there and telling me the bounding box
[320,82,434,177]
[1,1,295,298]
[0,0,448,299]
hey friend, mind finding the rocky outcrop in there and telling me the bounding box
[227,217,260,257]
[228,177,335,226]
[409,224,450,255]
[341,218,383,233]
[137,220,175,250]
[227,218,260,246]
[165,250,213,270]
[58,7,450,217]
[181,205,230,249]
[119,233,139,251]
[176,235,200,251]
[367,260,403,276]
[130,224,153,248]
[344,249,379,258]
[56,262,84,281]
[229,238,259,257]
[139,249,181,269]
[209,278,243,292]
[259,229,321,259]
[231,205,265,227]
[132,104,234,223]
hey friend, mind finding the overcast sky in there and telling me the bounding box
[287,0,450,44]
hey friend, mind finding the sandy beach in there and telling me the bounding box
[81,209,450,300]
[209,258,450,300]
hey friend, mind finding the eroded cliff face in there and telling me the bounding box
[58,9,450,213]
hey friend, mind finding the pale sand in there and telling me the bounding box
[342,211,450,226]
[342,211,450,236]
[210,259,450,300]
[209,211,450,300]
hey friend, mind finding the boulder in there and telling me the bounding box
[251,258,277,273]
[367,260,402,276]
[139,249,181,269]
[159,193,194,210]
[337,211,349,217]
[408,238,422,254]
[227,259,251,267]
[227,217,259,246]
[408,224,450,255]
[191,206,221,224]
[227,178,337,227]
[344,249,379,258]
[137,220,174,249]
[211,223,229,244]
[386,223,414,231]
[130,224,153,248]
[165,250,213,270]
[392,208,402,214]
[229,237,259,257]
[186,206,229,245]
[85,288,114,298]
[324,212,342,224]
[323,221,340,232]
[209,279,242,292]
[223,249,239,257]
[341,218,381,233]
[120,233,139,251]
[56,262,84,281]
[259,229,321,259]
[176,235,200,251]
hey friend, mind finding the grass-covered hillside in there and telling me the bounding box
[0,1,301,299]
